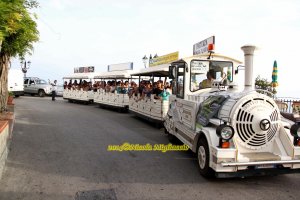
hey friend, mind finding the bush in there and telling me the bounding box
[255,76,277,95]
[8,91,14,96]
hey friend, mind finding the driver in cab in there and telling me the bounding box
[200,69,215,89]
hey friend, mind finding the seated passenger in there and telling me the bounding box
[72,80,78,90]
[67,80,72,89]
[136,81,152,102]
[110,81,116,93]
[143,82,152,98]
[153,81,164,99]
[123,81,129,94]
[82,80,89,91]
[105,81,111,92]
[93,81,99,92]
[116,81,122,94]
[165,82,170,88]
[158,87,171,100]
[128,81,138,97]
[78,80,83,90]
[63,81,68,89]
[100,81,106,90]
[152,82,157,90]
[87,82,92,91]
[200,70,215,89]
[165,86,172,95]
[117,81,128,94]
[138,80,146,95]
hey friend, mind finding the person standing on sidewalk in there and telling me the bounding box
[51,80,57,101]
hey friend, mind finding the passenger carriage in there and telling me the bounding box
[93,70,133,111]
[129,64,170,125]
[63,73,97,104]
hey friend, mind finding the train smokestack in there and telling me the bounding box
[241,45,256,89]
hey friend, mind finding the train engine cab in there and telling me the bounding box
[164,45,300,178]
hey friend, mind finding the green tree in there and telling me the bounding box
[0,0,39,112]
[255,75,277,96]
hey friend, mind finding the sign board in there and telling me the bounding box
[108,62,133,72]
[74,66,95,73]
[191,60,209,74]
[193,36,215,55]
[149,52,179,67]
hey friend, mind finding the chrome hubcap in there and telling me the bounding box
[198,146,206,169]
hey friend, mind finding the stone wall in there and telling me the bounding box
[0,121,9,180]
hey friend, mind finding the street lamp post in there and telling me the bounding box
[142,53,158,68]
[20,59,31,78]
[142,55,148,68]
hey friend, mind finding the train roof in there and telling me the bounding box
[130,64,169,77]
[94,70,133,79]
[63,72,101,79]
[174,53,243,64]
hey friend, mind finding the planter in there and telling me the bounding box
[7,96,14,105]
[0,121,8,134]
[6,104,14,112]
[0,120,9,180]
[0,112,15,139]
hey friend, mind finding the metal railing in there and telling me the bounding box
[255,89,300,114]
[275,98,300,114]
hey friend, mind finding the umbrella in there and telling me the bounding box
[271,60,278,88]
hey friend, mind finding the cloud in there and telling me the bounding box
[21,0,300,97]
[47,0,65,10]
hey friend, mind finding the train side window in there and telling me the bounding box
[24,78,29,85]
[176,65,185,98]
[190,60,210,91]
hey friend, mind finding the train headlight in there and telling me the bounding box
[291,123,300,146]
[216,124,235,140]
[290,123,300,138]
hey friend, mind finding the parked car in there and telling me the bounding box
[24,77,52,97]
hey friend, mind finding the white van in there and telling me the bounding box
[8,69,24,97]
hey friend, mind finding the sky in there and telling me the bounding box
[10,0,300,98]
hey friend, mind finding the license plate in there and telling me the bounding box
[255,164,275,169]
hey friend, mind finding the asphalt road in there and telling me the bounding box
[0,96,299,200]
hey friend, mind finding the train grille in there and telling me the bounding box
[233,97,280,149]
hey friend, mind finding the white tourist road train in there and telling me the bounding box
[62,45,300,178]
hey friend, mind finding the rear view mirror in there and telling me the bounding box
[235,65,245,74]
[169,65,176,79]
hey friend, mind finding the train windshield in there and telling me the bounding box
[190,60,233,92]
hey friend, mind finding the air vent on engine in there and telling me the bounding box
[231,95,280,150]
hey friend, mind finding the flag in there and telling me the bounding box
[271,60,278,88]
